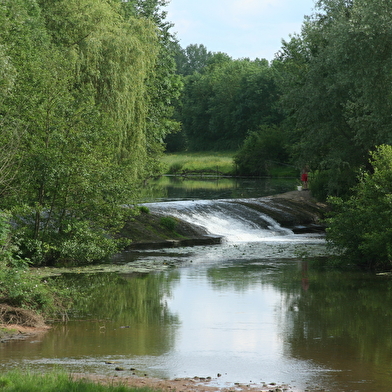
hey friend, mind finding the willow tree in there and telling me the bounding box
[39,0,159,174]
[121,0,183,178]
[0,0,160,265]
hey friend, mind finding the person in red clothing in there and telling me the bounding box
[301,169,308,190]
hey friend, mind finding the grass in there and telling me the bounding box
[162,151,235,176]
[161,152,298,178]
[0,371,159,392]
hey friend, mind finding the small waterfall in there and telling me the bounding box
[144,199,293,242]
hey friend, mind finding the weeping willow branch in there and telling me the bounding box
[0,125,21,197]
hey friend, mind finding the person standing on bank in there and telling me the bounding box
[301,169,308,190]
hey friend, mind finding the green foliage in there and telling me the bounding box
[234,125,290,176]
[160,216,177,231]
[168,162,184,174]
[123,0,184,178]
[0,211,68,314]
[0,0,181,266]
[0,211,19,267]
[0,269,51,311]
[307,170,330,201]
[178,57,282,151]
[277,0,392,197]
[174,43,214,76]
[0,370,158,391]
[326,145,392,269]
[139,206,150,214]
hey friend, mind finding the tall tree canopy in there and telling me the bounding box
[177,57,282,151]
[276,0,392,197]
[0,0,179,265]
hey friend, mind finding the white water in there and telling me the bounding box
[144,199,294,242]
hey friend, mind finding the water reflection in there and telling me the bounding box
[142,176,296,201]
[281,265,392,391]
[2,245,392,391]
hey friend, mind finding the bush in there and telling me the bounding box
[13,217,128,267]
[160,216,177,231]
[234,125,289,176]
[326,145,392,269]
[139,206,150,214]
[0,210,71,315]
[168,162,184,174]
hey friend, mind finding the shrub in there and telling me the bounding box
[139,206,150,214]
[326,145,392,269]
[13,217,128,267]
[160,216,177,231]
[168,162,184,174]
[234,125,289,176]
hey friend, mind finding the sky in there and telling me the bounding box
[165,0,316,61]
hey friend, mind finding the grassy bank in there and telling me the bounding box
[162,151,235,176]
[161,152,298,177]
[0,371,159,392]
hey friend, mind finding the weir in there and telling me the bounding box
[145,199,294,242]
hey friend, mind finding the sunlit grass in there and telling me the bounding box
[162,152,235,175]
[0,371,159,392]
[153,176,237,190]
[161,152,297,178]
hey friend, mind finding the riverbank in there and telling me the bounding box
[73,373,295,392]
[0,305,50,342]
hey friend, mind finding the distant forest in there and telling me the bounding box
[171,1,392,198]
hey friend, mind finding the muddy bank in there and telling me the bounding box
[73,373,295,392]
[0,305,50,343]
[122,190,328,249]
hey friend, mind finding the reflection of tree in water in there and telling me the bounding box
[56,271,180,325]
[205,258,303,292]
[51,271,180,356]
[279,264,392,390]
[205,258,392,389]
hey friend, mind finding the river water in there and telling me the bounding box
[1,178,392,391]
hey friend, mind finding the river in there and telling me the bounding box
[1,178,392,392]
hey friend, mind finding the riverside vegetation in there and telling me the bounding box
[2,1,392,382]
[0,371,159,392]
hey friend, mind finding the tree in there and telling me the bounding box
[0,0,162,265]
[234,125,290,176]
[277,0,392,198]
[121,0,183,177]
[326,145,392,269]
[175,43,214,76]
[179,58,282,151]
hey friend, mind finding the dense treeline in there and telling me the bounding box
[168,0,392,196]
[275,0,392,268]
[276,0,392,198]
[167,45,286,162]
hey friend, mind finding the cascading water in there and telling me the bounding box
[144,199,293,242]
